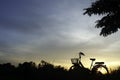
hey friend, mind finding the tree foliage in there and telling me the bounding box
[84,0,120,36]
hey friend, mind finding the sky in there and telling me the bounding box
[0,0,120,69]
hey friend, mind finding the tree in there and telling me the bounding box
[84,0,120,36]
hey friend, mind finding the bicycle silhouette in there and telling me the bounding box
[69,52,109,75]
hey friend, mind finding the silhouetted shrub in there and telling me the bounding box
[109,67,120,80]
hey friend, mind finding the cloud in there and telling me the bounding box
[0,0,42,33]
[0,0,105,59]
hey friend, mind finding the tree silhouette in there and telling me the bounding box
[84,0,120,36]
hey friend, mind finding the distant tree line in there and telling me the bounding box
[0,60,120,80]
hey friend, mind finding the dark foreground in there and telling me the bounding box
[0,61,120,80]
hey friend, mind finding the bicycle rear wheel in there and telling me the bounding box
[92,65,109,75]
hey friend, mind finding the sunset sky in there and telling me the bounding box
[0,0,120,69]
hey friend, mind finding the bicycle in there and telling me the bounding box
[69,52,109,75]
